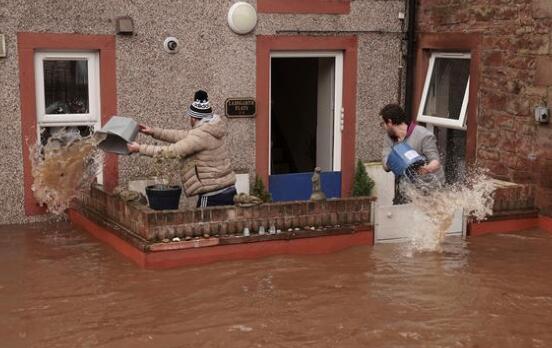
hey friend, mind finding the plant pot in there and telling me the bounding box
[145,185,182,210]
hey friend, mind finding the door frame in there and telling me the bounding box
[256,35,358,197]
[17,32,118,216]
[269,51,344,173]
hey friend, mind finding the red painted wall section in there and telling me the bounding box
[255,35,358,197]
[468,218,539,237]
[17,32,118,216]
[69,209,146,267]
[468,215,552,237]
[69,209,373,269]
[539,216,552,234]
[145,231,372,269]
[257,0,351,14]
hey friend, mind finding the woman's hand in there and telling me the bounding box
[139,124,154,135]
[127,142,140,153]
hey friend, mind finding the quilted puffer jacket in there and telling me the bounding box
[139,115,236,196]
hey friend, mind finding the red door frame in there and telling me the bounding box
[17,32,118,216]
[256,35,358,197]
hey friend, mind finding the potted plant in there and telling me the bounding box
[145,150,183,210]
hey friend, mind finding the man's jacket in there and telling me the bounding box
[139,115,236,197]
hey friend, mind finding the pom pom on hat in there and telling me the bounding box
[188,90,213,119]
[194,90,208,102]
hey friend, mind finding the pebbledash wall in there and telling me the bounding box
[0,0,407,224]
[415,0,552,216]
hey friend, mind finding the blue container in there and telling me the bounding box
[386,142,426,177]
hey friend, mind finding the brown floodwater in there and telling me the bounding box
[1,223,552,348]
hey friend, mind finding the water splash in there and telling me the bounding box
[399,168,495,253]
[31,127,105,215]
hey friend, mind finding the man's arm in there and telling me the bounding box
[381,134,393,172]
[149,127,189,144]
[419,133,441,174]
[138,129,206,158]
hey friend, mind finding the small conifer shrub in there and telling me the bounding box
[352,159,375,197]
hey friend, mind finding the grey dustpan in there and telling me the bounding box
[96,116,139,155]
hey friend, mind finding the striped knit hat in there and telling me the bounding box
[188,90,213,119]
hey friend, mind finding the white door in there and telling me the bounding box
[369,163,466,243]
[375,204,465,243]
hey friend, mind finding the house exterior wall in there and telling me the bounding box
[417,0,552,216]
[0,0,405,224]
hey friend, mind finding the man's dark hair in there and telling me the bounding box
[379,103,410,125]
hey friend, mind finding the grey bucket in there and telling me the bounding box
[96,116,139,155]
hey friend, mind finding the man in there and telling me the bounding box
[380,103,444,204]
[127,90,236,208]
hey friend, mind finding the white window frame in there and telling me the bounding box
[34,51,100,128]
[269,51,344,173]
[417,52,470,130]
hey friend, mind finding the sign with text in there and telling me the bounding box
[225,98,256,118]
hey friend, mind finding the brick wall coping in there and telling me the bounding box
[490,179,535,213]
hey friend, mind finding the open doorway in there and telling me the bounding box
[269,52,343,201]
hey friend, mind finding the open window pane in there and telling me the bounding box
[423,58,469,120]
[43,60,89,115]
[418,53,470,129]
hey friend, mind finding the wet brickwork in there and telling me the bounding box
[418,0,552,216]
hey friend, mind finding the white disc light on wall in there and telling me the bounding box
[227,2,257,35]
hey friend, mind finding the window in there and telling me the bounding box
[34,51,102,180]
[34,51,100,127]
[418,52,470,130]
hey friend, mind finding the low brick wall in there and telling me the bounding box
[490,179,537,218]
[80,185,375,245]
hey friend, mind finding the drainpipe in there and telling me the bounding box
[404,0,417,120]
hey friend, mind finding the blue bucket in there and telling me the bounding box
[386,142,426,177]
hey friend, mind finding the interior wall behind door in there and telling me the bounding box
[271,58,318,174]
